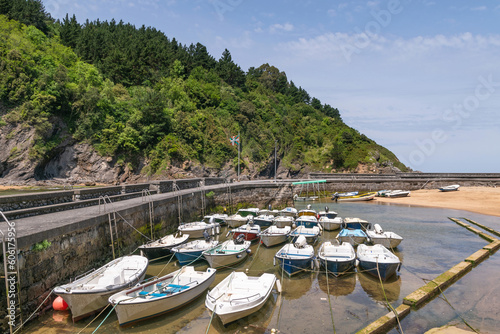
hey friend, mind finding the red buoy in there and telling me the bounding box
[53,296,68,311]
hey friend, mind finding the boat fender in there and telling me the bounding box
[374,224,383,234]
[276,279,282,293]
[311,259,315,270]
[355,259,359,267]
[53,296,68,311]
[215,225,220,234]
[273,257,276,266]
[246,249,252,254]
[225,231,231,238]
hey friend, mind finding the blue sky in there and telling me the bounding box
[44,0,500,172]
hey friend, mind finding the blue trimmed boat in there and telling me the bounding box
[357,244,401,281]
[336,228,368,246]
[294,215,319,228]
[171,239,219,266]
[317,241,356,277]
[274,236,315,276]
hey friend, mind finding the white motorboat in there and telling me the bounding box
[273,215,294,228]
[205,271,277,325]
[203,213,228,225]
[202,237,251,268]
[279,207,297,218]
[54,255,148,322]
[178,221,220,239]
[226,214,248,228]
[385,190,410,198]
[318,215,342,231]
[260,225,291,247]
[297,205,317,217]
[109,266,216,326]
[138,232,189,259]
[317,241,356,277]
[294,215,319,228]
[253,214,275,227]
[171,239,219,266]
[336,228,368,246]
[318,207,338,219]
[236,208,260,217]
[357,244,401,281]
[439,184,460,192]
[332,192,377,202]
[274,236,315,276]
[289,225,321,244]
[366,224,403,249]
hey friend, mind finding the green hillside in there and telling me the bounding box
[0,3,407,180]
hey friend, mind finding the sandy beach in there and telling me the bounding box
[374,186,500,217]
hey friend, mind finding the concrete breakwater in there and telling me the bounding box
[0,179,292,332]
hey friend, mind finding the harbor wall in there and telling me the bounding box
[0,181,292,332]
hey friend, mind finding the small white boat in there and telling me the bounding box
[260,225,291,247]
[317,241,356,277]
[385,190,411,198]
[54,255,148,322]
[202,237,251,268]
[253,214,275,227]
[109,266,216,326]
[178,221,220,239]
[366,224,403,249]
[289,225,321,244]
[171,239,219,266]
[336,228,368,246]
[274,236,315,276]
[318,207,338,219]
[334,191,358,197]
[226,214,248,228]
[203,214,228,225]
[439,184,460,192]
[279,207,298,217]
[205,271,277,325]
[318,212,343,231]
[273,215,294,228]
[343,217,371,230]
[357,244,401,281]
[138,232,189,259]
[295,215,319,228]
[236,208,260,217]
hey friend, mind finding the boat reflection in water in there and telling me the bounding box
[317,271,356,297]
[358,271,401,303]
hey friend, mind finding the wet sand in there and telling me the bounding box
[374,187,500,217]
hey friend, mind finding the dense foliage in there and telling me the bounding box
[0,5,407,178]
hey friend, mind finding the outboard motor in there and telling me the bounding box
[268,204,272,211]
[307,204,312,210]
[203,230,211,242]
[234,234,245,245]
[325,206,329,213]
[294,235,307,248]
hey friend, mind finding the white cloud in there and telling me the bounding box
[269,23,294,33]
[471,6,487,11]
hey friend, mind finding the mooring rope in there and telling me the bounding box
[77,304,110,334]
[435,285,480,333]
[324,265,337,334]
[375,260,404,334]
[91,302,119,334]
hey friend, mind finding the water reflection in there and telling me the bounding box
[279,270,315,300]
[317,271,356,296]
[358,272,401,303]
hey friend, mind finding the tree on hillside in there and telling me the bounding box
[216,49,245,88]
[59,13,80,49]
[5,0,50,34]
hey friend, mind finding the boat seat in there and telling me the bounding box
[163,284,191,294]
[138,291,166,298]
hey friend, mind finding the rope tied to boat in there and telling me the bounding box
[324,265,337,334]
[12,289,54,334]
[375,259,404,334]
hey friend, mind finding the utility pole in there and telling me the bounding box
[274,140,277,182]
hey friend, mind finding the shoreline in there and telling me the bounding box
[372,186,500,217]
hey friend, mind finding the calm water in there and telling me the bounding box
[25,200,500,333]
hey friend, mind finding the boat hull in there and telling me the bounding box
[358,260,400,281]
[204,251,248,269]
[260,234,288,247]
[232,231,259,242]
[111,268,216,326]
[319,257,355,277]
[275,256,313,276]
[319,218,342,231]
[367,233,403,248]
